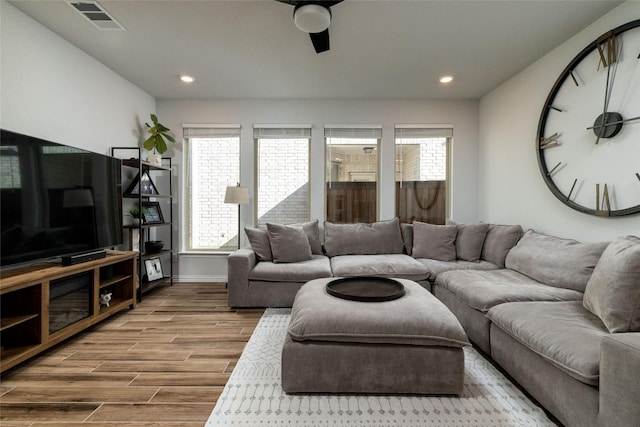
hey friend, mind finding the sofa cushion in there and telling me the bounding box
[330,254,430,281]
[290,219,323,255]
[289,278,469,347]
[244,227,272,261]
[481,224,523,267]
[324,218,404,257]
[417,258,500,281]
[266,223,313,263]
[435,269,584,313]
[400,222,413,255]
[488,301,608,386]
[505,230,608,292]
[455,222,490,262]
[583,236,640,333]
[412,222,457,261]
[249,255,332,282]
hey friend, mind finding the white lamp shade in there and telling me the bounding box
[294,4,331,33]
[224,186,249,205]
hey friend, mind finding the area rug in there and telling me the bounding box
[206,308,557,426]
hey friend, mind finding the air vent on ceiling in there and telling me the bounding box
[67,1,125,31]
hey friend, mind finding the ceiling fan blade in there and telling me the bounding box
[309,29,330,53]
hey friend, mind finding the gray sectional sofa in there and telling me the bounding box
[227,218,640,427]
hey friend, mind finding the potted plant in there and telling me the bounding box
[127,206,147,226]
[143,114,175,166]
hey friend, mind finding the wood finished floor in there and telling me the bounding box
[0,282,264,426]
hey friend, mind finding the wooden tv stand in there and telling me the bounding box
[0,251,136,373]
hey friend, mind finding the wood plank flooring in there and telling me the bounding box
[0,282,264,426]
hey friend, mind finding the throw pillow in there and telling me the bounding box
[411,221,457,261]
[455,223,490,262]
[323,218,404,257]
[291,219,323,255]
[400,223,413,255]
[244,227,272,261]
[266,223,313,263]
[481,224,523,267]
[583,236,640,333]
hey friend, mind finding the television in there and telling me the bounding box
[1,129,123,269]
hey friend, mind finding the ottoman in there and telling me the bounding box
[282,277,470,395]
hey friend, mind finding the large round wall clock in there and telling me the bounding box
[537,19,640,217]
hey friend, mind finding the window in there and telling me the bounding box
[254,125,311,225]
[395,126,452,224]
[325,126,381,223]
[184,126,240,252]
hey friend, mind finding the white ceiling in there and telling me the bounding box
[8,0,623,100]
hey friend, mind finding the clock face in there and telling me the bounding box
[537,20,640,217]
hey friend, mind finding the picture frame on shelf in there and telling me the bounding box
[144,257,163,281]
[124,171,159,196]
[141,201,164,224]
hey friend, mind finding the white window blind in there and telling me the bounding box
[183,125,241,139]
[394,125,453,139]
[324,125,382,139]
[253,125,311,139]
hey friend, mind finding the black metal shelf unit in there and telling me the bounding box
[111,147,174,300]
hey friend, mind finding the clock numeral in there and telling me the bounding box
[595,183,611,217]
[549,106,564,113]
[596,32,617,69]
[547,161,562,176]
[570,71,579,87]
[636,173,640,182]
[567,178,578,201]
[540,133,560,149]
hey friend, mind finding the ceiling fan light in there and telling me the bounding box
[294,4,331,33]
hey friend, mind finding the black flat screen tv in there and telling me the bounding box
[1,129,123,269]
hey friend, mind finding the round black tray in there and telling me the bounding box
[326,277,405,302]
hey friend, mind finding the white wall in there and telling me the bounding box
[158,98,479,281]
[0,1,155,155]
[479,1,640,242]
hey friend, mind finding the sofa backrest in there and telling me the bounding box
[505,230,609,292]
[323,218,404,257]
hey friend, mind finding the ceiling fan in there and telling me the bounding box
[276,0,344,53]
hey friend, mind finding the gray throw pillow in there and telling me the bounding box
[481,224,523,267]
[400,223,413,255]
[323,218,404,257]
[266,223,313,263]
[244,227,272,261]
[455,223,490,262]
[412,221,457,261]
[291,219,323,255]
[583,236,640,333]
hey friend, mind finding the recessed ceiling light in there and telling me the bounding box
[439,75,454,84]
[179,74,195,83]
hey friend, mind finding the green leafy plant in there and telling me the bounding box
[127,206,147,219]
[143,114,176,154]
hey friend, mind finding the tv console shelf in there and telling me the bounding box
[0,251,136,374]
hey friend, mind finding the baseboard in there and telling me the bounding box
[174,275,227,283]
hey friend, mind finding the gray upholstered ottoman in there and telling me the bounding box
[282,277,470,395]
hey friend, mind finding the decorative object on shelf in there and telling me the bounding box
[143,114,175,166]
[537,19,640,217]
[127,206,147,226]
[124,171,159,196]
[144,257,163,281]
[99,292,112,307]
[144,240,164,254]
[141,201,164,224]
[224,183,250,249]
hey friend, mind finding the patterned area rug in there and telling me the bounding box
[206,308,557,426]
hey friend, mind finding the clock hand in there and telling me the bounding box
[587,115,640,130]
[595,35,619,145]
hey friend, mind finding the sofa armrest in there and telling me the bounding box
[227,248,258,307]
[599,333,640,427]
